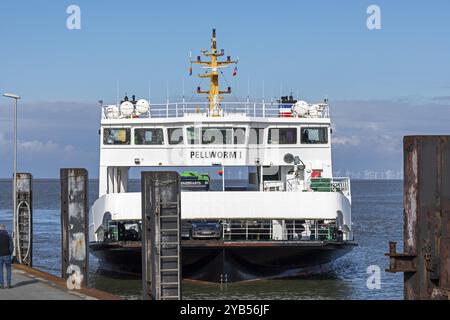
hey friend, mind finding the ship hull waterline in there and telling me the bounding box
[89,240,356,283]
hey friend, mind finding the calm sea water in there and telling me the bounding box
[0,180,403,300]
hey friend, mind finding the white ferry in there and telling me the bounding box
[89,30,356,283]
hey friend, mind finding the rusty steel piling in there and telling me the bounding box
[60,168,89,289]
[387,136,450,300]
[141,172,182,300]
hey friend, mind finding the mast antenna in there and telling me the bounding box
[190,29,238,117]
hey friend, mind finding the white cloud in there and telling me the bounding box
[63,145,75,153]
[333,136,361,146]
[19,140,59,153]
[0,133,76,155]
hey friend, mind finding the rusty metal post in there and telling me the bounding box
[15,173,33,267]
[60,169,89,289]
[142,172,182,300]
[387,136,450,300]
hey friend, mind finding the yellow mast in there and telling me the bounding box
[191,29,238,116]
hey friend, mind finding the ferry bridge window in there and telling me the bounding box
[188,127,246,145]
[168,128,184,145]
[249,128,264,145]
[202,128,232,145]
[134,128,164,145]
[268,128,298,145]
[301,128,328,144]
[200,128,247,145]
[187,127,200,144]
[103,128,131,145]
[233,128,246,145]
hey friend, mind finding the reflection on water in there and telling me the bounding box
[88,270,352,300]
[89,272,142,300]
[183,273,353,300]
[0,180,404,300]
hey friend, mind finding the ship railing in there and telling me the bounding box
[284,177,351,197]
[221,219,339,242]
[102,101,330,119]
[330,177,352,198]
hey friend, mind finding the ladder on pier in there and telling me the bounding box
[15,173,33,267]
[142,172,182,301]
[155,199,181,300]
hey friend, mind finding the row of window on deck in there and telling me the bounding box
[103,127,329,146]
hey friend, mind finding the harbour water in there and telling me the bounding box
[0,179,403,300]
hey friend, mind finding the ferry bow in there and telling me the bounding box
[89,29,356,282]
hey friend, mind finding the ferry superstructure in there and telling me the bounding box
[89,30,356,282]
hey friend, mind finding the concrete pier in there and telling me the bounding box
[0,265,121,300]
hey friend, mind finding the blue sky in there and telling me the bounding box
[1,0,450,178]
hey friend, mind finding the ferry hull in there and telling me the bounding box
[90,241,356,283]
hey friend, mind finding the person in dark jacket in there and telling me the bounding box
[0,224,13,289]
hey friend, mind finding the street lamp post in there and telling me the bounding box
[3,93,21,261]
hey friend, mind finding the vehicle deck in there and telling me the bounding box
[90,240,358,249]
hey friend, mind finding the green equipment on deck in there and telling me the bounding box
[310,178,332,192]
[180,171,210,191]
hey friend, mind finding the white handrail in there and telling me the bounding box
[102,101,330,120]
